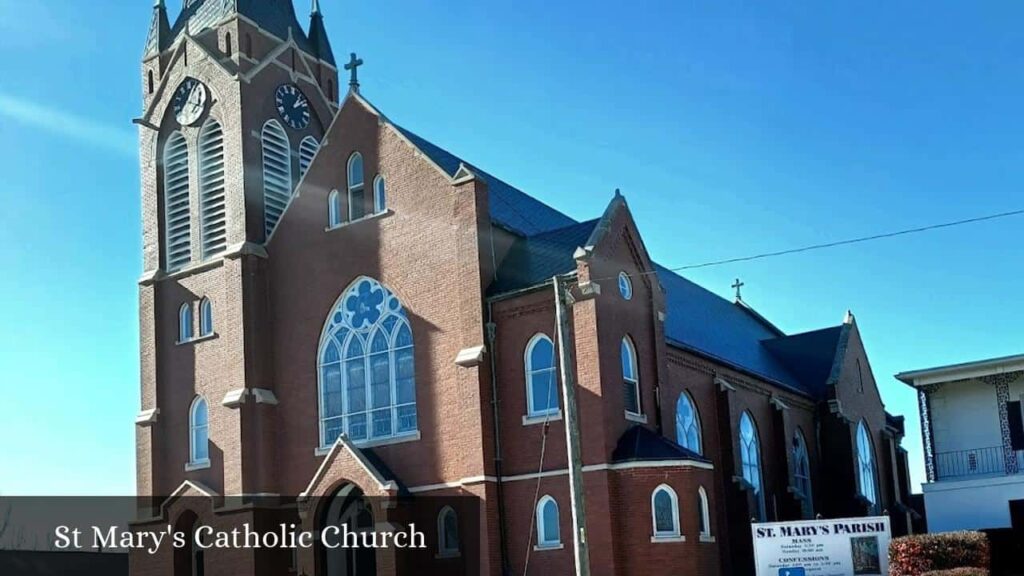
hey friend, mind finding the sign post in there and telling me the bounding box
[751,516,891,576]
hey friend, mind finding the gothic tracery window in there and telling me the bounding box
[857,421,878,511]
[318,277,417,448]
[525,334,558,417]
[675,392,702,454]
[739,411,767,521]
[651,484,681,539]
[792,429,814,519]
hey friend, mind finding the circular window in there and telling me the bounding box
[618,272,633,300]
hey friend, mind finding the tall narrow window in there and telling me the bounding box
[261,120,292,237]
[792,430,814,519]
[621,337,640,415]
[147,70,154,94]
[299,136,320,180]
[163,132,191,271]
[198,120,227,259]
[525,334,558,418]
[189,397,209,467]
[199,298,213,338]
[651,485,681,540]
[437,506,459,557]
[347,152,365,221]
[676,392,702,454]
[857,421,878,511]
[224,32,232,56]
[373,175,387,213]
[318,277,418,448]
[739,412,766,521]
[179,303,193,343]
[536,496,560,548]
[698,486,712,538]
[327,190,341,228]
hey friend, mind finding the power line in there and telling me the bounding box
[670,207,1024,271]
[595,207,1024,283]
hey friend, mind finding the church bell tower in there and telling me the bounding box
[135,0,339,498]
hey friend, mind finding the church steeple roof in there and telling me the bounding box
[143,0,172,58]
[307,0,336,66]
[166,0,332,63]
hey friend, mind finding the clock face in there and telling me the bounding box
[172,78,208,126]
[276,84,311,130]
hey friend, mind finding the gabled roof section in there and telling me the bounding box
[656,264,805,394]
[612,425,709,464]
[489,219,599,295]
[762,325,844,399]
[390,124,577,236]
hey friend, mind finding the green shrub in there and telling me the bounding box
[889,532,990,576]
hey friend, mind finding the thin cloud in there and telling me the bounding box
[0,92,136,158]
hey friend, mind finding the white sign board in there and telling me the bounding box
[751,516,891,576]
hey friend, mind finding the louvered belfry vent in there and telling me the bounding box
[262,120,292,237]
[163,132,191,272]
[299,136,319,180]
[198,120,227,259]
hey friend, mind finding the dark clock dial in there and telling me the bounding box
[172,77,208,126]
[275,84,311,130]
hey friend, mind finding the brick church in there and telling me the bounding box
[132,1,916,575]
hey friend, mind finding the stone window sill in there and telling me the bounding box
[625,411,648,424]
[315,430,421,456]
[523,410,562,426]
[434,551,461,560]
[651,534,686,543]
[177,333,217,346]
[325,209,392,232]
[533,543,563,552]
[699,534,716,543]
[185,460,211,472]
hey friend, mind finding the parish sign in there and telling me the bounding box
[751,516,891,576]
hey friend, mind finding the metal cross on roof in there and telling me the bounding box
[345,52,364,91]
[732,278,745,301]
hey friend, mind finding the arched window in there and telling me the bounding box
[298,136,320,180]
[621,337,640,415]
[536,496,560,548]
[199,298,213,338]
[179,303,193,343]
[147,70,154,94]
[857,421,878,511]
[198,119,227,259]
[224,31,233,56]
[525,334,558,417]
[261,120,292,237]
[739,412,767,521]
[189,396,209,466]
[318,277,417,447]
[651,484,681,539]
[618,272,632,300]
[698,486,712,538]
[437,506,459,556]
[373,175,387,213]
[675,392,702,454]
[163,131,191,272]
[327,190,341,228]
[792,429,814,519]
[347,152,365,221]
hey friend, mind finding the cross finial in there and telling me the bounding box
[345,52,364,91]
[731,278,745,301]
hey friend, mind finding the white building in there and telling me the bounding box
[897,355,1024,532]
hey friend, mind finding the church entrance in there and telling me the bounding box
[320,483,378,576]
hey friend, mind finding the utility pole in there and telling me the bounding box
[553,274,591,576]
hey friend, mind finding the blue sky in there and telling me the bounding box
[1,0,1022,495]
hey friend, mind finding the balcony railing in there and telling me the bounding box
[935,446,1009,480]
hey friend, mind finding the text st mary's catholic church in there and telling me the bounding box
[133,1,917,575]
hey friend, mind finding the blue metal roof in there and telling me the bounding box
[489,219,599,295]
[391,125,578,236]
[612,425,709,464]
[655,264,808,393]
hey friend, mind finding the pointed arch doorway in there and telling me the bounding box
[320,483,378,576]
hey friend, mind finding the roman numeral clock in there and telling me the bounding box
[275,84,311,130]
